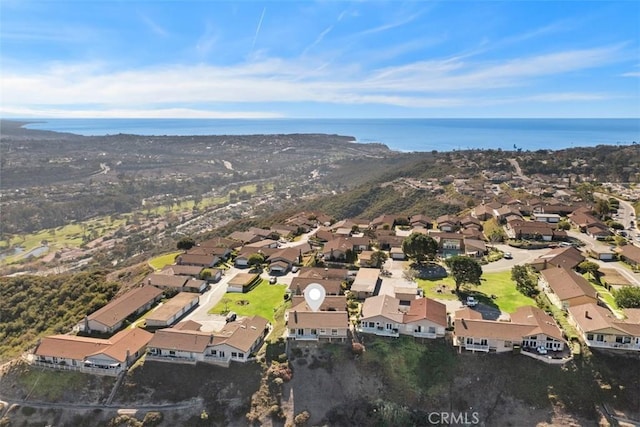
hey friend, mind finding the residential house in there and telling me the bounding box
[358,295,447,339]
[146,317,271,366]
[505,219,555,241]
[176,253,218,268]
[314,228,335,243]
[351,268,381,299]
[568,303,640,351]
[290,277,343,296]
[145,273,207,293]
[370,214,398,230]
[267,247,303,274]
[228,231,262,245]
[436,215,461,232]
[538,267,599,310]
[145,293,199,328]
[409,214,434,229]
[463,239,487,257]
[429,231,465,257]
[286,308,349,342]
[161,265,204,278]
[389,246,405,260]
[532,213,562,223]
[85,285,163,334]
[32,328,153,376]
[616,244,640,267]
[472,205,494,221]
[297,267,350,281]
[529,246,585,271]
[244,239,279,249]
[454,306,566,353]
[460,216,482,230]
[227,273,261,293]
[358,294,404,337]
[493,206,523,223]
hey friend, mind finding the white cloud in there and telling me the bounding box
[0,44,627,116]
[0,106,284,119]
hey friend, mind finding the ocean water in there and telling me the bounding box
[21,118,640,152]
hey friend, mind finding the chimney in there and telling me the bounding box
[294,311,298,323]
[585,311,590,319]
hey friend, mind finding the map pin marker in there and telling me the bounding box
[304,283,326,312]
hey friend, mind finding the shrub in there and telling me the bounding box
[20,406,36,416]
[294,410,311,426]
[142,412,163,427]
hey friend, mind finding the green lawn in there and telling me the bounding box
[3,217,127,265]
[148,251,182,270]
[587,278,624,318]
[418,270,536,313]
[209,281,288,322]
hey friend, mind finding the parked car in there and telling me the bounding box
[466,296,478,307]
[536,346,548,355]
[291,266,299,273]
[269,276,277,284]
[225,311,237,323]
[503,252,513,259]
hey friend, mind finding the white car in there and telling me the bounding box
[466,296,478,307]
[536,346,548,355]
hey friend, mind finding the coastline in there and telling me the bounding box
[2,118,639,153]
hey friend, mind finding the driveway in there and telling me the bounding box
[183,266,240,331]
[482,244,550,273]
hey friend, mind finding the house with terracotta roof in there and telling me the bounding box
[285,295,349,342]
[145,273,207,293]
[267,247,303,274]
[568,303,640,352]
[85,285,163,334]
[176,253,218,268]
[453,306,566,354]
[146,316,270,366]
[529,246,585,271]
[436,215,461,232]
[409,214,434,229]
[161,264,205,278]
[145,293,199,328]
[505,219,555,241]
[358,295,447,339]
[538,267,598,310]
[616,244,640,267]
[32,328,153,376]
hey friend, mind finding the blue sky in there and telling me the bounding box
[1,1,639,118]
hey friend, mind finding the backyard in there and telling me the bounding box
[147,251,182,270]
[418,270,536,313]
[209,280,288,322]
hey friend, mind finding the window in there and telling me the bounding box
[290,329,296,335]
[368,322,375,328]
[616,336,631,344]
[480,339,488,346]
[428,326,436,333]
[385,323,392,330]
[319,329,326,334]
[596,334,604,342]
[231,352,237,358]
[297,328,304,335]
[331,329,338,336]
[466,337,473,345]
[586,333,594,341]
[169,351,175,356]
[311,329,317,335]
[211,350,217,356]
[504,341,512,348]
